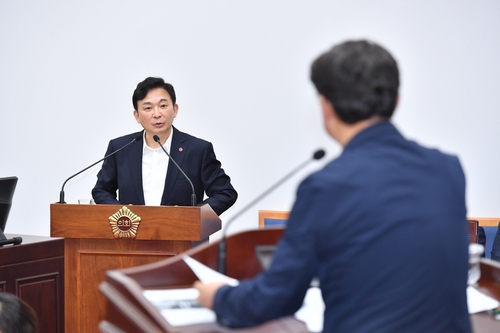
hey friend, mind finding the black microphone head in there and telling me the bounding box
[134,133,142,141]
[313,149,326,160]
[153,135,161,143]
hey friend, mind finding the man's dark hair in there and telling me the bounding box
[132,77,176,110]
[0,292,38,333]
[310,40,399,124]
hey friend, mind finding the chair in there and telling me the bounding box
[258,210,289,227]
[469,218,500,259]
[468,219,479,243]
[257,211,498,259]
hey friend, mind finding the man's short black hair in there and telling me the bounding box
[132,77,176,110]
[0,292,38,333]
[310,40,399,124]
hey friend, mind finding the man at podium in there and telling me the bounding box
[92,77,237,216]
[196,40,471,332]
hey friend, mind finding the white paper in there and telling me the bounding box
[467,286,500,314]
[141,256,240,327]
[294,287,324,333]
[146,257,499,329]
[182,255,239,286]
[143,288,216,326]
[184,255,326,331]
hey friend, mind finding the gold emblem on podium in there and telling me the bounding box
[109,206,141,238]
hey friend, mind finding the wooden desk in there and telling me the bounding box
[99,228,309,332]
[0,234,64,333]
[471,259,500,332]
[99,228,500,333]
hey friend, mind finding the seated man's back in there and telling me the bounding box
[196,40,471,333]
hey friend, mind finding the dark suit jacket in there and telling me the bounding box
[92,127,237,216]
[213,122,471,332]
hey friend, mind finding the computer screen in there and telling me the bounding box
[0,176,18,232]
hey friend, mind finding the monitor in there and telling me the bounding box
[0,176,18,233]
[255,244,320,287]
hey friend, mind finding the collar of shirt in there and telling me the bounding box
[141,131,173,206]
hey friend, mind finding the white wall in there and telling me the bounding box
[1,0,499,238]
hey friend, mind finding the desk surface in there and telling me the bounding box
[0,233,64,266]
[471,312,500,332]
[4,233,62,243]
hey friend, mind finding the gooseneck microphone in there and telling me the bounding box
[0,232,23,247]
[59,134,142,203]
[217,149,326,274]
[153,135,197,207]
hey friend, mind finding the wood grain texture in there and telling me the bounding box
[100,227,311,332]
[51,204,221,240]
[0,235,64,333]
[52,204,220,333]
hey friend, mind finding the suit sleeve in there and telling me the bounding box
[199,142,237,215]
[91,141,121,204]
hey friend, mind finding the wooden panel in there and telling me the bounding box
[51,204,220,241]
[258,210,289,228]
[100,228,500,332]
[64,239,81,332]
[18,274,62,333]
[54,204,221,333]
[469,218,500,227]
[468,220,479,243]
[100,228,311,332]
[0,235,64,333]
[477,258,500,300]
[122,228,286,288]
[65,238,188,333]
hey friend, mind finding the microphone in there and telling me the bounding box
[59,134,142,203]
[153,135,197,206]
[0,231,23,247]
[217,149,326,274]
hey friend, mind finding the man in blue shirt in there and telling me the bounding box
[195,40,471,332]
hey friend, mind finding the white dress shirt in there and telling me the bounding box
[141,132,173,206]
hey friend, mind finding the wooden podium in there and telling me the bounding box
[50,203,221,333]
[98,227,310,332]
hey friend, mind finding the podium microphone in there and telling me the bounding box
[0,233,23,247]
[59,133,142,203]
[153,135,197,206]
[217,148,326,274]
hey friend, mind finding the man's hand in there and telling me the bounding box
[193,280,228,309]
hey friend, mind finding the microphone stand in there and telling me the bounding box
[58,134,141,203]
[59,157,109,204]
[153,135,197,206]
[217,149,326,274]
